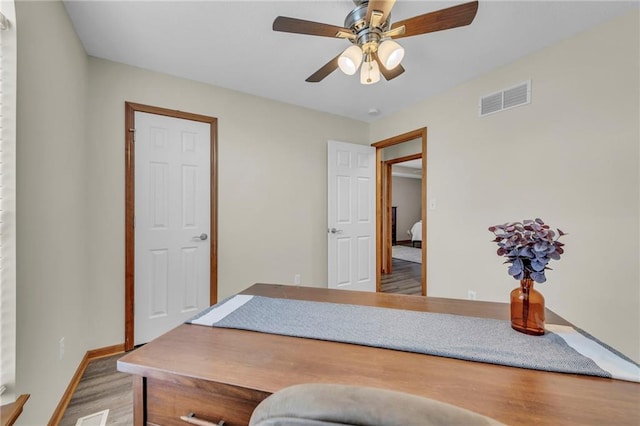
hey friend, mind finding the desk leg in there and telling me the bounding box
[132,375,146,426]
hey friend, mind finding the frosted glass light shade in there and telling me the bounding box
[338,45,363,75]
[360,60,380,85]
[378,40,404,70]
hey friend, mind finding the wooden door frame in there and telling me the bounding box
[124,101,218,351]
[382,152,423,274]
[372,128,427,296]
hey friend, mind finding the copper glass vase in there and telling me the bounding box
[510,278,545,335]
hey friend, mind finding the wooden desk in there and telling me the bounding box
[118,284,640,426]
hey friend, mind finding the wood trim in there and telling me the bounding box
[371,128,425,149]
[48,344,124,425]
[375,148,382,292]
[125,103,135,353]
[373,128,427,296]
[125,102,217,123]
[209,114,219,308]
[48,354,89,425]
[124,102,218,351]
[384,163,393,273]
[87,343,126,361]
[421,130,427,297]
[1,394,30,426]
[385,152,422,165]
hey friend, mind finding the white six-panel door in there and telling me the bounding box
[134,112,210,345]
[327,140,376,292]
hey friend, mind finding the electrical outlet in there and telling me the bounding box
[294,274,301,285]
[467,290,477,300]
[59,337,65,360]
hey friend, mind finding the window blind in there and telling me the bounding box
[0,2,17,404]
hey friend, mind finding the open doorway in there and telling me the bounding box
[382,155,423,295]
[372,128,427,296]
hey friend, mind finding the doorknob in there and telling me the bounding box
[192,233,208,241]
[328,228,343,234]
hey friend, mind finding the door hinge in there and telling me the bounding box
[128,128,136,142]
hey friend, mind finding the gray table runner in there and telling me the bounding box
[189,295,639,380]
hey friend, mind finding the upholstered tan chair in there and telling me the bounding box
[249,384,505,426]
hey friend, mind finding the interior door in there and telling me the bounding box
[327,140,376,291]
[134,111,211,345]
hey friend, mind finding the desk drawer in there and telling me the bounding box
[146,377,270,426]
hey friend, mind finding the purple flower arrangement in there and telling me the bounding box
[489,218,566,283]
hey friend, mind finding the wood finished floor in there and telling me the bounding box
[60,354,132,426]
[381,257,422,296]
[60,263,421,424]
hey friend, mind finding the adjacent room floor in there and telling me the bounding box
[381,256,422,296]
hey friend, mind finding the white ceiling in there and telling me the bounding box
[63,0,638,123]
[393,159,422,178]
[397,159,421,168]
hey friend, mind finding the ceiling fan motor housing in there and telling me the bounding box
[345,2,390,53]
[345,3,368,31]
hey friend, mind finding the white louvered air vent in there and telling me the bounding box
[479,80,531,117]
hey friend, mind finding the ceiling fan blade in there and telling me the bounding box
[374,53,405,81]
[390,1,478,39]
[366,0,396,28]
[273,16,353,39]
[306,53,341,83]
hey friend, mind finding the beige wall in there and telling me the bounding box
[392,177,422,242]
[13,2,639,423]
[85,59,369,349]
[16,2,368,423]
[15,1,90,424]
[370,10,640,362]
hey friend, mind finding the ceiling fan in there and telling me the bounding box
[273,0,479,85]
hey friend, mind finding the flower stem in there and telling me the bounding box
[522,278,531,329]
[522,287,529,328]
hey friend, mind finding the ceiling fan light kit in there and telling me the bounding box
[338,45,364,75]
[360,58,381,84]
[273,0,479,85]
[377,39,404,70]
